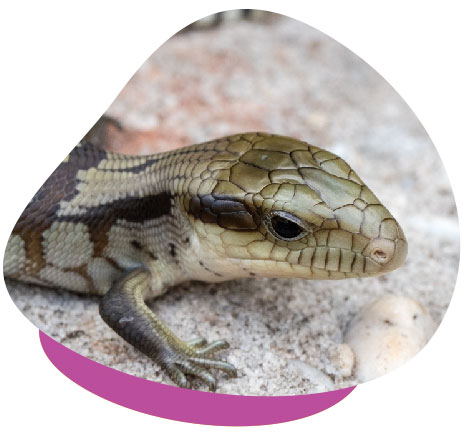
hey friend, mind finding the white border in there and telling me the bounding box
[1,1,462,433]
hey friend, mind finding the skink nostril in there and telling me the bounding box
[371,248,387,262]
[364,239,395,266]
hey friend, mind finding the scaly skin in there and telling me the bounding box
[3,132,407,390]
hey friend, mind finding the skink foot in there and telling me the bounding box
[99,269,237,391]
[165,338,237,391]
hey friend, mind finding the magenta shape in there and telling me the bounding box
[39,331,355,426]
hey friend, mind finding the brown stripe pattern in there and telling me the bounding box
[3,132,407,294]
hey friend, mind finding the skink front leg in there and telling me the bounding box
[99,268,237,390]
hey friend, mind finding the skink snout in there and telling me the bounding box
[364,231,408,274]
[363,221,408,273]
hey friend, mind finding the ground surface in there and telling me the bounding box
[6,14,459,395]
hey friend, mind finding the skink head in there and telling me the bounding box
[187,133,407,280]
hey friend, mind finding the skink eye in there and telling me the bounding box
[266,211,308,241]
[271,215,302,239]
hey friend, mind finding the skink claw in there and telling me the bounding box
[164,337,236,391]
[189,338,230,356]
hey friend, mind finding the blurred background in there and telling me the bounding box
[95,10,424,159]
[9,10,459,395]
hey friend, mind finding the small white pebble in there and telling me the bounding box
[289,360,334,391]
[328,343,355,377]
[344,295,437,382]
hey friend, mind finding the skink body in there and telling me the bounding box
[4,132,407,390]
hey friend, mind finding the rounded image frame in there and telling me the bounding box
[3,9,460,426]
